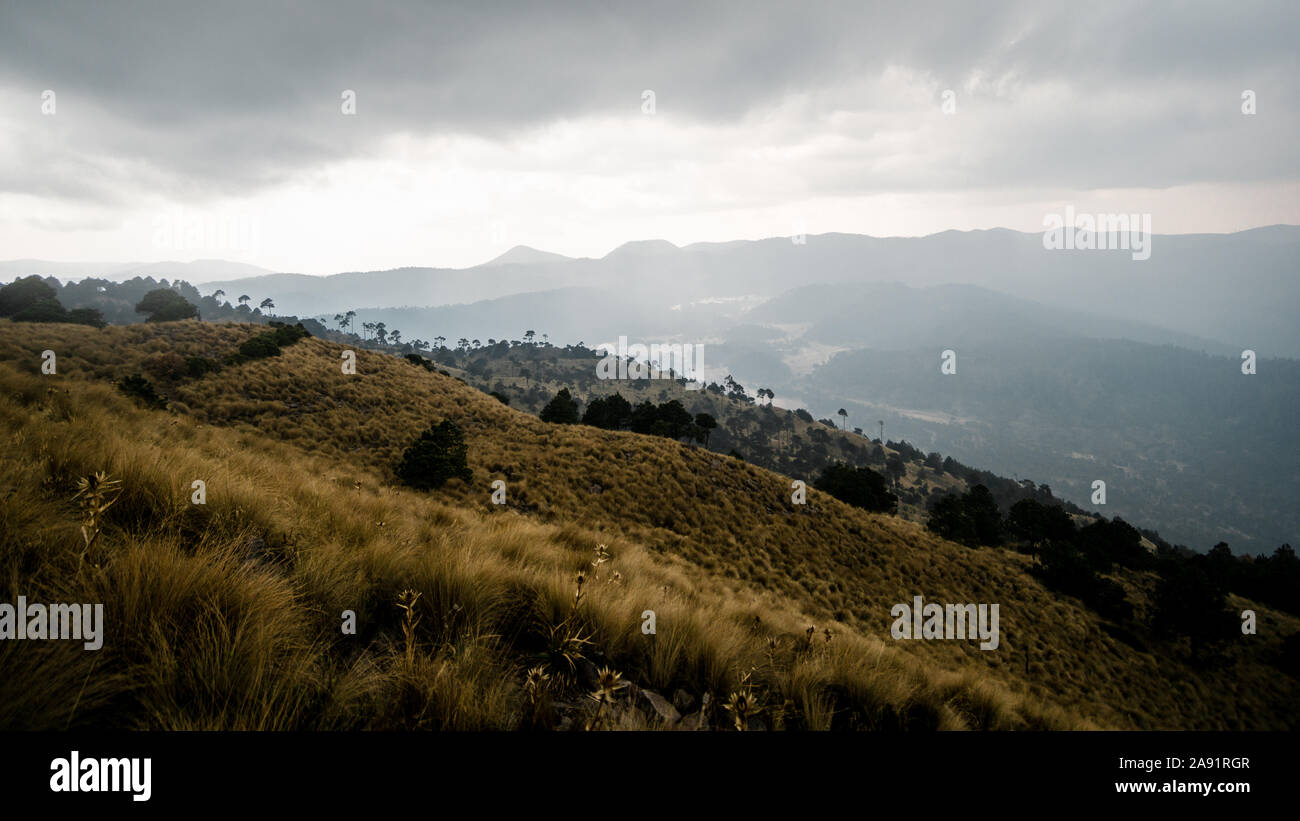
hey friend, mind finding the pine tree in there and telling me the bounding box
[395,420,472,489]
[539,388,580,424]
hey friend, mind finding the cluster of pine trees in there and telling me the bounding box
[812,463,898,514]
[0,276,107,327]
[924,488,1297,665]
[539,389,718,445]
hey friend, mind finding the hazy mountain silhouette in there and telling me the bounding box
[204,225,1300,355]
[0,258,273,284]
[479,245,577,267]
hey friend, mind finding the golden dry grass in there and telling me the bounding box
[1,318,1296,730]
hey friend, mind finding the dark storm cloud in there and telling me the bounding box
[0,0,1296,202]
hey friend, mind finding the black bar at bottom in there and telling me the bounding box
[0,731,1290,810]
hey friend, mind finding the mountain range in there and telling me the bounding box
[186,225,1300,357]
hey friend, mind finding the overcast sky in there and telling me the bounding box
[0,0,1296,274]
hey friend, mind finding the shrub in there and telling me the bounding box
[395,420,472,490]
[141,352,189,383]
[117,374,167,409]
[238,334,282,359]
[66,307,107,328]
[268,322,310,345]
[185,356,220,378]
[230,322,311,362]
[814,463,898,514]
[404,353,436,372]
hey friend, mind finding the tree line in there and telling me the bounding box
[924,485,1298,665]
[0,274,318,330]
[538,388,718,445]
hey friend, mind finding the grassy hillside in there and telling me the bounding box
[388,339,976,521]
[393,339,1124,533]
[1,319,1296,730]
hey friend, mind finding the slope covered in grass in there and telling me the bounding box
[1,319,1296,730]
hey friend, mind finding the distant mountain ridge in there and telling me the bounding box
[479,245,576,267]
[747,282,1237,354]
[0,258,274,284]
[189,225,1300,356]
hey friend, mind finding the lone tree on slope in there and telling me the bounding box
[540,387,580,424]
[395,420,472,490]
[135,288,199,322]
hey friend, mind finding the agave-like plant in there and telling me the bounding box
[524,665,551,698]
[586,666,630,730]
[537,618,592,683]
[589,666,629,703]
[396,589,422,665]
[71,471,122,567]
[572,569,587,611]
[723,673,764,731]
